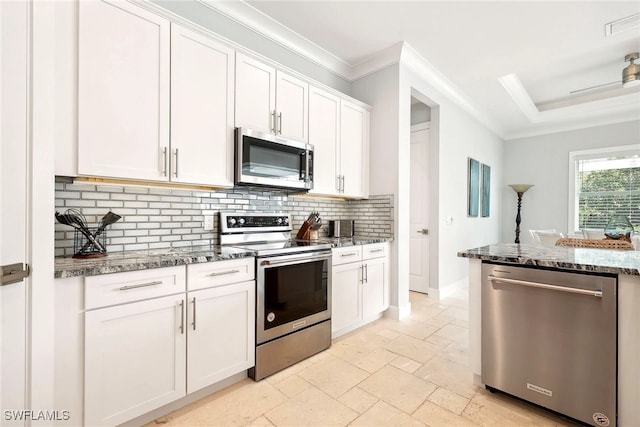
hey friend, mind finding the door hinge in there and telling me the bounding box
[1,263,30,286]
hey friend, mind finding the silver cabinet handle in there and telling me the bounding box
[192,297,196,331]
[359,265,363,284]
[369,248,384,253]
[179,300,185,334]
[208,269,240,277]
[162,147,168,177]
[173,148,179,178]
[340,175,345,192]
[488,275,603,298]
[118,280,162,291]
[336,175,341,192]
[278,112,282,134]
[364,264,368,283]
[271,110,276,133]
[340,252,358,257]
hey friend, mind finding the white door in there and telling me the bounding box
[308,86,339,196]
[84,295,186,427]
[187,281,255,394]
[170,24,235,187]
[77,0,170,181]
[235,53,276,133]
[1,1,29,423]
[331,262,362,333]
[275,71,308,142]
[409,126,430,293]
[339,100,367,198]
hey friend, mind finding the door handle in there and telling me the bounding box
[417,229,429,235]
[1,263,30,286]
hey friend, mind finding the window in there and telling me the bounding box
[569,146,640,233]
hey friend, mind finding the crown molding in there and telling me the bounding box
[197,0,353,79]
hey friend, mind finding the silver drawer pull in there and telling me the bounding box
[340,252,358,257]
[209,269,240,277]
[119,280,162,291]
[488,275,603,298]
[369,248,384,253]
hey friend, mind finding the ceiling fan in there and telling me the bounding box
[570,52,640,94]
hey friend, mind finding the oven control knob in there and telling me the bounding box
[276,217,282,224]
[238,218,245,225]
[267,312,275,323]
[283,217,289,225]
[228,217,236,226]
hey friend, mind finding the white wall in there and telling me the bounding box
[401,65,504,297]
[351,58,504,310]
[502,120,640,244]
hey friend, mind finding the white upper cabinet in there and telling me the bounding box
[78,0,170,181]
[275,72,309,141]
[235,53,276,134]
[235,53,308,142]
[308,86,340,196]
[170,24,235,187]
[309,88,370,198]
[340,100,370,198]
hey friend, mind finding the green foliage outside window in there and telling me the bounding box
[578,164,640,232]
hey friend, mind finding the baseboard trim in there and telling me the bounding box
[386,302,412,320]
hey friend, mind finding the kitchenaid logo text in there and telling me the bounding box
[3,410,70,421]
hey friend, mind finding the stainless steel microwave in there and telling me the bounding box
[235,128,314,191]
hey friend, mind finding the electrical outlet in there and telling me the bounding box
[203,215,214,231]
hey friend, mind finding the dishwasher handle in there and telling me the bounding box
[487,275,603,298]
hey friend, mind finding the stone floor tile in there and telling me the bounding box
[297,354,369,398]
[264,387,358,427]
[350,401,426,427]
[338,386,379,414]
[413,400,477,427]
[383,334,440,363]
[359,365,437,414]
[390,355,422,373]
[427,387,470,415]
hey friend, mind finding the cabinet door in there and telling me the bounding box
[331,262,362,333]
[235,53,276,133]
[171,24,235,187]
[340,100,370,198]
[78,0,169,181]
[187,281,255,394]
[309,86,339,196]
[85,294,186,426]
[275,71,308,142]
[362,257,388,318]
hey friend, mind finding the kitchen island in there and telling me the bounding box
[458,243,639,427]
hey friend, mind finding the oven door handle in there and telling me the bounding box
[260,253,331,266]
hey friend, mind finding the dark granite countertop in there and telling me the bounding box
[54,246,256,279]
[55,237,392,279]
[458,243,640,276]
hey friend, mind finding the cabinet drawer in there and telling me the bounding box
[363,243,387,260]
[187,258,255,291]
[332,246,363,266]
[85,266,186,310]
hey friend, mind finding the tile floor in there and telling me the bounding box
[150,288,577,426]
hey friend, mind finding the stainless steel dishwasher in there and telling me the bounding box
[482,263,617,427]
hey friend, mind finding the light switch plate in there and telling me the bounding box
[446,216,454,225]
[203,215,214,231]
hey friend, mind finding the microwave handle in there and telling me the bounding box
[305,150,310,183]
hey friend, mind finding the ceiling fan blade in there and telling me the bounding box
[570,80,621,94]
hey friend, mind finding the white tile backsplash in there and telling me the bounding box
[54,180,394,257]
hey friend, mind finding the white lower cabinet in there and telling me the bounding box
[331,243,389,337]
[186,280,255,394]
[83,260,255,426]
[84,294,187,427]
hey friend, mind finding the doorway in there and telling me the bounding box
[409,109,431,294]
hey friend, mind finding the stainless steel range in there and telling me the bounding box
[219,212,332,381]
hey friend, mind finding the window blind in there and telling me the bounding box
[576,154,640,231]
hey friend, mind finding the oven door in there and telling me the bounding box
[236,127,313,190]
[256,250,331,344]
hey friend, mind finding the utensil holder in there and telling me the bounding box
[73,228,107,258]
